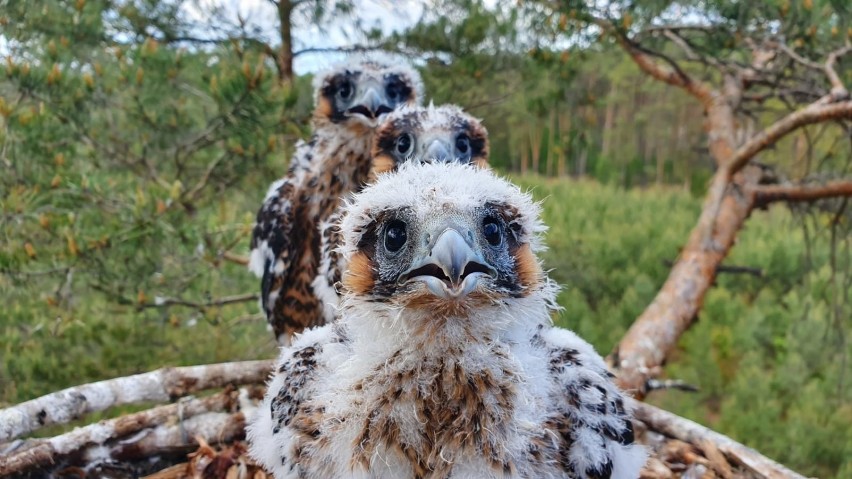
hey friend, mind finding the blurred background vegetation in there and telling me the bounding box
[1,0,850,476]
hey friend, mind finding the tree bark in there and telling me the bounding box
[275,0,296,84]
[632,400,809,479]
[0,360,273,442]
[598,19,852,396]
[0,390,253,476]
[754,180,852,207]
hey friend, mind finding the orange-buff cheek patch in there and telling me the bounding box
[514,244,542,293]
[372,154,396,175]
[343,251,375,295]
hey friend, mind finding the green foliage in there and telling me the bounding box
[2,1,851,477]
[5,175,848,476]
[515,179,851,478]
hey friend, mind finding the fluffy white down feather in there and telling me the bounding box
[248,163,646,479]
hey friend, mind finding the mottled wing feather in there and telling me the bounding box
[536,325,646,479]
[247,326,339,479]
[250,178,299,337]
[313,208,347,325]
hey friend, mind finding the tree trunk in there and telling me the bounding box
[529,126,542,174]
[276,0,295,85]
[557,112,568,177]
[520,137,529,175]
[601,86,617,159]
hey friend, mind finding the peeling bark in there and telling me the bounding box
[0,360,272,442]
[632,400,808,479]
[0,390,252,476]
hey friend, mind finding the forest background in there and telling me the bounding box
[1,0,850,477]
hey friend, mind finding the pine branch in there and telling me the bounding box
[0,360,272,442]
[726,100,852,175]
[753,180,852,207]
[0,391,244,476]
[631,400,809,479]
[140,292,259,310]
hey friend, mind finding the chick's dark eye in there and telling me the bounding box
[386,81,403,101]
[384,220,408,253]
[455,134,470,154]
[483,218,501,246]
[337,81,353,100]
[395,133,414,157]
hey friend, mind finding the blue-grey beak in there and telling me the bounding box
[399,225,496,299]
[424,139,452,163]
[347,86,392,119]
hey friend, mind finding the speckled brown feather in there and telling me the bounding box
[251,135,373,343]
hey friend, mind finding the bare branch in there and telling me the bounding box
[774,40,851,99]
[645,378,699,393]
[753,180,852,207]
[222,251,250,266]
[726,100,852,174]
[0,360,272,441]
[662,259,763,277]
[594,18,714,107]
[662,30,698,61]
[293,45,387,57]
[0,391,242,476]
[182,152,230,204]
[825,43,852,99]
[631,399,810,479]
[642,24,718,34]
[775,42,822,71]
[140,292,259,310]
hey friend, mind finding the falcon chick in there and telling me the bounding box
[248,162,646,479]
[313,103,490,325]
[249,55,423,345]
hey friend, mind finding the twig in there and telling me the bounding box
[774,42,822,71]
[662,260,763,277]
[222,251,250,266]
[594,17,714,107]
[182,152,229,204]
[293,45,387,57]
[141,292,259,310]
[645,378,700,393]
[0,360,272,441]
[631,399,810,479]
[825,43,851,99]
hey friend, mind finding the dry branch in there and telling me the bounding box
[631,400,808,479]
[222,251,250,266]
[141,292,259,310]
[604,13,852,396]
[726,100,852,175]
[662,259,763,278]
[0,360,272,442]
[0,391,246,476]
[595,18,714,107]
[824,43,851,98]
[611,166,762,396]
[754,180,852,207]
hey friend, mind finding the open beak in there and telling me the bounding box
[398,225,496,299]
[346,86,393,121]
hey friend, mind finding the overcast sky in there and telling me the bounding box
[182,0,430,74]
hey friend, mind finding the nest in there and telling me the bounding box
[0,361,806,479]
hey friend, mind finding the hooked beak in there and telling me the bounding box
[398,226,496,299]
[422,138,452,163]
[346,86,393,121]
